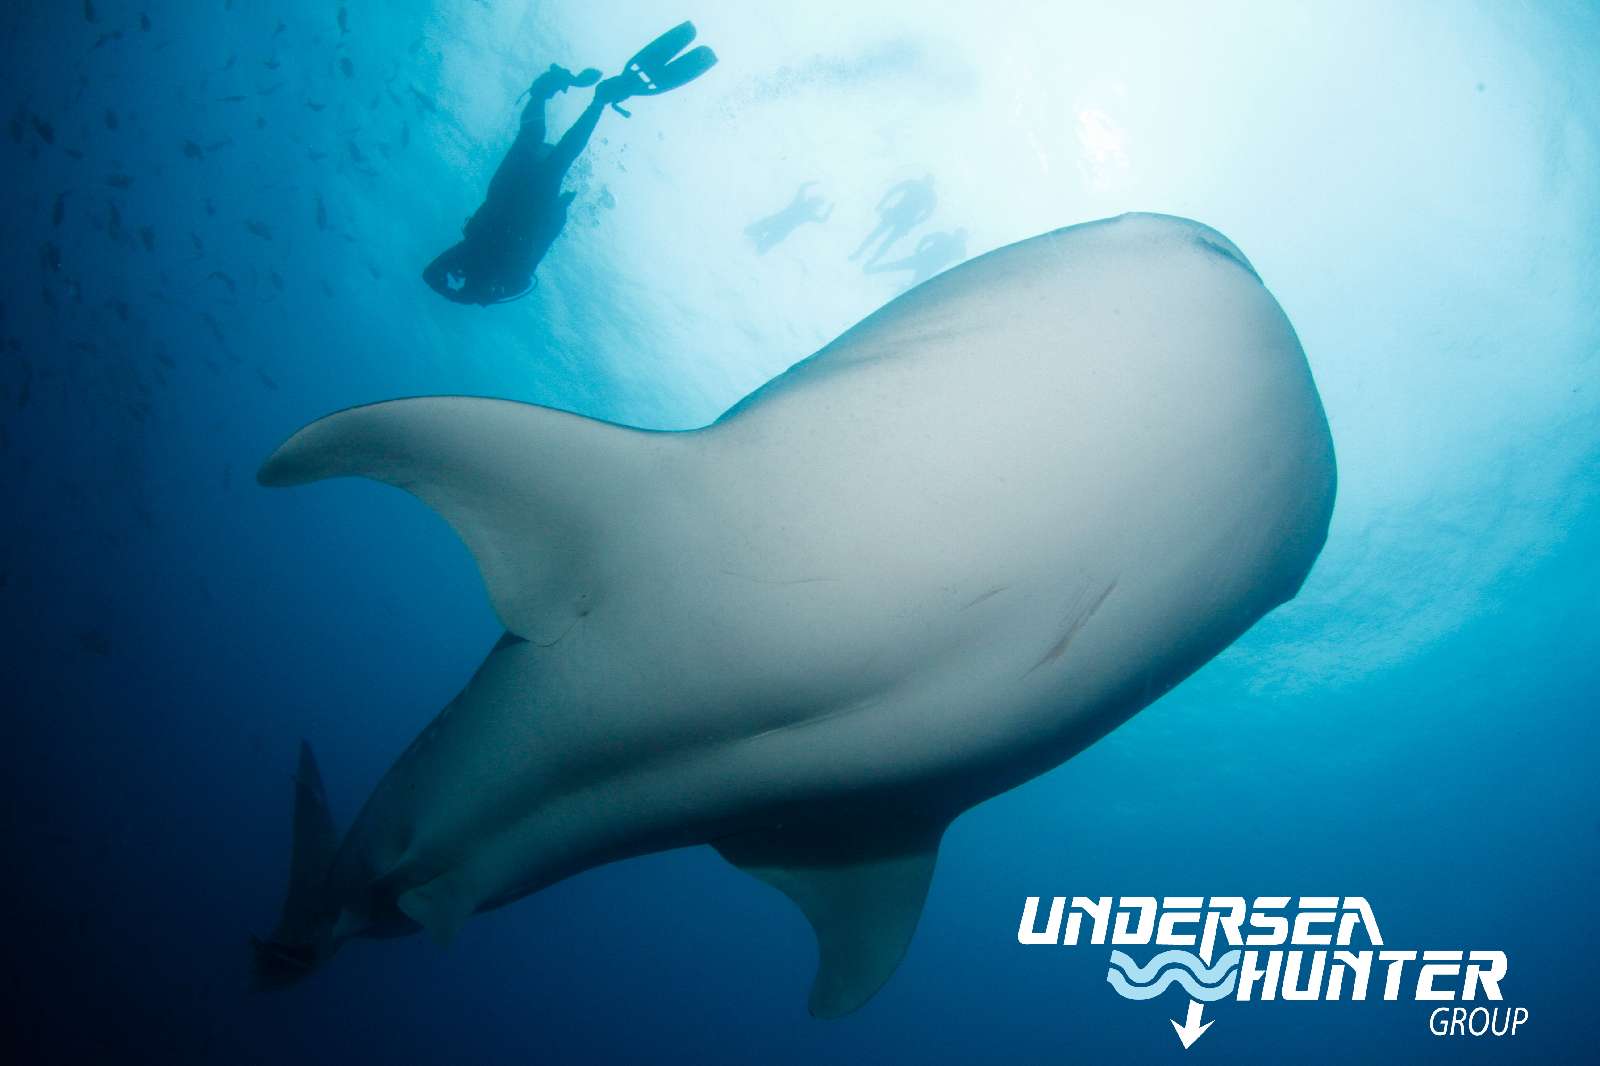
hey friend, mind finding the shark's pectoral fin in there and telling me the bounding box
[257,397,678,644]
[396,873,476,946]
[714,815,947,1018]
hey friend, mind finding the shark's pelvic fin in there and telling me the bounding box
[257,397,678,644]
[396,873,477,946]
[715,815,947,1018]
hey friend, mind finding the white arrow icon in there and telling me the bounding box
[1171,997,1213,1049]
[1171,931,1220,1049]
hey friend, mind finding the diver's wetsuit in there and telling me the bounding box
[422,24,718,307]
[849,176,937,269]
[425,68,604,305]
[471,75,606,295]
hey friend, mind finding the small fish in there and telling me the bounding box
[268,270,284,292]
[346,140,365,164]
[112,300,130,321]
[52,191,66,226]
[399,121,410,149]
[306,99,326,112]
[137,225,155,252]
[408,85,436,113]
[314,193,327,230]
[108,203,123,239]
[17,359,31,406]
[339,57,354,79]
[8,112,23,143]
[83,0,97,22]
[31,115,54,144]
[140,13,151,31]
[155,352,176,370]
[189,232,204,254]
[64,148,84,160]
[259,82,284,96]
[272,19,285,37]
[338,7,349,35]
[244,219,273,240]
[106,172,133,189]
[183,139,203,159]
[204,137,233,152]
[263,58,281,71]
[307,149,327,162]
[218,95,247,104]
[92,31,123,49]
[367,262,382,280]
[199,311,225,344]
[40,241,61,271]
[203,197,216,217]
[256,368,278,390]
[104,108,118,130]
[207,271,237,293]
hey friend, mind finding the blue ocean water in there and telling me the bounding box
[3,2,1596,1063]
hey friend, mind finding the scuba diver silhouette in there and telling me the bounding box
[848,174,936,269]
[864,227,969,289]
[423,22,717,306]
[744,181,833,255]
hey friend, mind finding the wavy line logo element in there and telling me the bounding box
[1105,949,1242,1002]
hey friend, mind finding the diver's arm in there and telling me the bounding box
[544,98,606,184]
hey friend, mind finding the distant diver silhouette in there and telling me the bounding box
[865,227,969,288]
[744,181,833,255]
[422,22,718,306]
[848,174,936,269]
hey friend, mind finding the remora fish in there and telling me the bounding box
[253,213,1337,1017]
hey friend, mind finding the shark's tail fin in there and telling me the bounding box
[252,740,339,989]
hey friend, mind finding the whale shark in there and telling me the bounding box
[253,212,1336,1017]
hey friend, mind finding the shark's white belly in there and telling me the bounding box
[340,214,1333,911]
[260,214,1333,1013]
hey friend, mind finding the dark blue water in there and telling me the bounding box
[4,3,1596,1063]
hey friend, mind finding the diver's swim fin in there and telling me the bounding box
[601,21,718,115]
[630,20,699,75]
